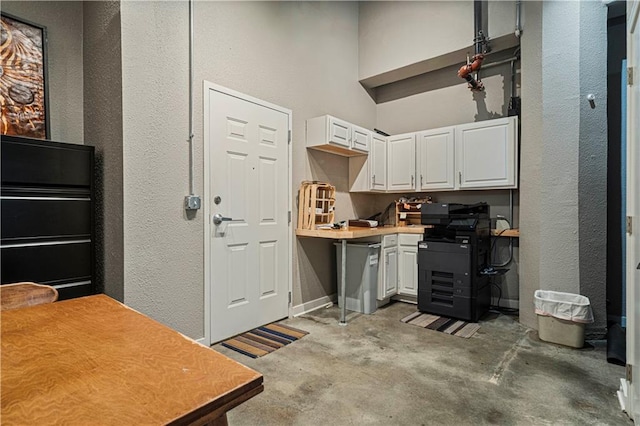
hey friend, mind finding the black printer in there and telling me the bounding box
[417,203,491,322]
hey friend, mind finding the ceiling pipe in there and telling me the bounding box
[515,0,522,38]
[459,0,490,91]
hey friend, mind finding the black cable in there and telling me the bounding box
[490,278,519,316]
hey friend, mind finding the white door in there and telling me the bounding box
[387,133,416,191]
[398,234,420,296]
[205,84,291,344]
[351,125,371,153]
[328,116,351,149]
[456,116,518,189]
[382,246,398,299]
[371,134,387,191]
[624,1,640,420]
[417,127,456,191]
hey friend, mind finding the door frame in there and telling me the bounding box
[203,82,292,347]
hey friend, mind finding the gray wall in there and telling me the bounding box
[358,1,516,80]
[3,1,84,144]
[519,1,608,336]
[120,1,375,338]
[83,1,124,301]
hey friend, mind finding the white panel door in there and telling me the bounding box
[207,86,290,344]
[417,127,456,191]
[387,133,416,191]
[625,1,640,420]
[456,116,518,189]
[328,116,351,149]
[352,125,371,153]
[371,134,387,191]
[398,234,420,296]
[378,246,398,300]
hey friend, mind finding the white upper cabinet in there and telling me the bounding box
[371,134,387,191]
[455,116,518,189]
[348,133,386,192]
[387,133,416,191]
[307,115,370,156]
[352,124,371,153]
[417,126,456,191]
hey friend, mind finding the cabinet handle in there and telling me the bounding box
[411,175,414,187]
[459,171,462,185]
[420,174,423,187]
[372,174,376,185]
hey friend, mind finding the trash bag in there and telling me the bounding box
[534,290,594,323]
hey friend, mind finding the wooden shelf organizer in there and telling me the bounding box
[297,181,336,230]
[395,200,430,226]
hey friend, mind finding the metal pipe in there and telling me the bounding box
[510,59,517,98]
[481,56,519,70]
[188,0,195,196]
[515,0,522,38]
[474,0,483,55]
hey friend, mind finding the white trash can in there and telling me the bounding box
[534,290,594,348]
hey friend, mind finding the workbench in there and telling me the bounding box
[296,226,519,325]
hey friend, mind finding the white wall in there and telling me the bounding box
[3,1,84,144]
[120,1,375,338]
[359,1,516,80]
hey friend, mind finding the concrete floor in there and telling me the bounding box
[215,302,630,425]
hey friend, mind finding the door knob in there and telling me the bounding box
[213,213,233,225]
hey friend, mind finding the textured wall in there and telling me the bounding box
[83,1,124,301]
[519,1,608,334]
[120,1,375,338]
[2,1,84,144]
[519,0,543,329]
[358,1,516,80]
[578,1,608,337]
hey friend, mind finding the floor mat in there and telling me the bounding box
[400,311,480,338]
[221,323,309,358]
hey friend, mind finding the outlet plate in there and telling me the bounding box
[185,195,201,210]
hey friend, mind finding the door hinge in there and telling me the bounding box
[288,130,292,144]
[629,67,634,86]
[627,216,633,235]
[627,364,633,383]
[288,211,292,224]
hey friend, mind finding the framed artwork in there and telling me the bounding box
[0,12,49,139]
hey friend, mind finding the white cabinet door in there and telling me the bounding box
[455,116,518,189]
[377,234,398,300]
[371,134,387,191]
[348,133,385,192]
[328,116,352,149]
[398,234,420,296]
[381,246,398,299]
[387,133,416,191]
[352,125,371,153]
[417,127,456,191]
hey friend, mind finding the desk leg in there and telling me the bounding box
[339,239,347,326]
[207,414,228,426]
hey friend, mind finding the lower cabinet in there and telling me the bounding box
[377,234,398,300]
[376,233,421,300]
[398,234,421,296]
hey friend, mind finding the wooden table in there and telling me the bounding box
[1,295,263,425]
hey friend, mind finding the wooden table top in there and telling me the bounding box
[1,294,263,425]
[296,226,519,239]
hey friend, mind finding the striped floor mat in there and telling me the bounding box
[400,311,480,338]
[221,323,309,359]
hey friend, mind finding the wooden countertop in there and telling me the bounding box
[296,226,519,239]
[1,295,263,425]
[296,225,427,239]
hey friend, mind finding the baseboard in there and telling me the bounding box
[292,294,337,317]
[195,337,207,346]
